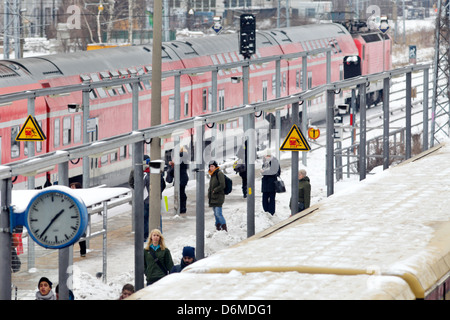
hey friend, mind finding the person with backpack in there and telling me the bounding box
[208,160,227,231]
[261,149,281,216]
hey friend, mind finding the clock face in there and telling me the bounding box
[26,189,87,249]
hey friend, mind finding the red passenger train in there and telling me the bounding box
[0,21,391,188]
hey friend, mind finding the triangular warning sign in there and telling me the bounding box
[16,115,47,141]
[280,124,310,151]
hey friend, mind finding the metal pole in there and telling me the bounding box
[405,72,412,160]
[133,141,144,290]
[174,75,181,215]
[243,64,255,237]
[423,68,429,151]
[0,178,12,300]
[359,84,367,181]
[383,77,390,170]
[4,0,10,59]
[27,97,36,270]
[102,201,107,283]
[301,57,307,166]
[326,89,335,196]
[58,162,70,300]
[150,0,163,232]
[291,102,299,215]
[275,59,281,160]
[195,120,205,259]
[131,80,139,232]
[82,89,90,188]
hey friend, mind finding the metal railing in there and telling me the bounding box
[0,56,432,299]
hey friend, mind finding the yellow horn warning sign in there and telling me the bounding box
[280,124,311,151]
[15,115,47,141]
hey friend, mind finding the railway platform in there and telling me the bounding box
[9,154,296,300]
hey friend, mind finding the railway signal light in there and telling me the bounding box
[239,14,256,59]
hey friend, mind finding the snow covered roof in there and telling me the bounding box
[131,142,450,300]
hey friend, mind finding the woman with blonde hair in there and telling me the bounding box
[144,229,174,285]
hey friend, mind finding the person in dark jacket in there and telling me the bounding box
[234,141,247,198]
[208,160,227,231]
[166,147,189,214]
[129,155,166,238]
[297,169,311,213]
[171,246,196,273]
[144,229,174,285]
[260,150,281,216]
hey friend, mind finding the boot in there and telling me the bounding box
[215,223,221,231]
[221,224,227,232]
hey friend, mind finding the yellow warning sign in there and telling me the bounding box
[15,115,47,141]
[280,124,311,151]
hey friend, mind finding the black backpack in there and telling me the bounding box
[224,174,232,195]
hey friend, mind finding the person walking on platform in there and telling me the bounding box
[208,160,227,231]
[144,229,174,285]
[130,155,166,239]
[166,147,189,214]
[260,149,281,216]
[171,246,196,273]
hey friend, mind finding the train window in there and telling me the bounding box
[63,116,72,145]
[296,70,302,89]
[202,89,208,112]
[272,75,276,96]
[209,90,212,111]
[74,115,82,143]
[111,151,117,163]
[120,145,127,160]
[169,96,175,120]
[308,72,313,107]
[219,90,225,111]
[101,154,108,165]
[107,88,118,96]
[262,80,268,101]
[11,126,20,159]
[282,73,286,92]
[54,118,60,148]
[90,73,109,99]
[89,90,98,99]
[184,93,189,116]
[142,80,151,90]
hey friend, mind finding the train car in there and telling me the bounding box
[129,143,450,300]
[0,22,391,188]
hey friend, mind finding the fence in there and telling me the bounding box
[0,56,432,299]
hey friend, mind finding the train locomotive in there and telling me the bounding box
[0,20,391,188]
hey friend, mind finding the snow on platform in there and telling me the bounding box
[131,143,450,300]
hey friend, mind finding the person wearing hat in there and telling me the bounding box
[208,160,227,231]
[260,149,281,216]
[36,277,56,300]
[171,246,196,273]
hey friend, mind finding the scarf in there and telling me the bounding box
[36,290,56,300]
[208,166,219,176]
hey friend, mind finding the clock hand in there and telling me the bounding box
[40,209,65,238]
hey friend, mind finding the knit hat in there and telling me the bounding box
[38,277,52,289]
[182,246,195,258]
[208,160,218,167]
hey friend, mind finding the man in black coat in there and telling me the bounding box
[260,150,281,216]
[170,246,196,273]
